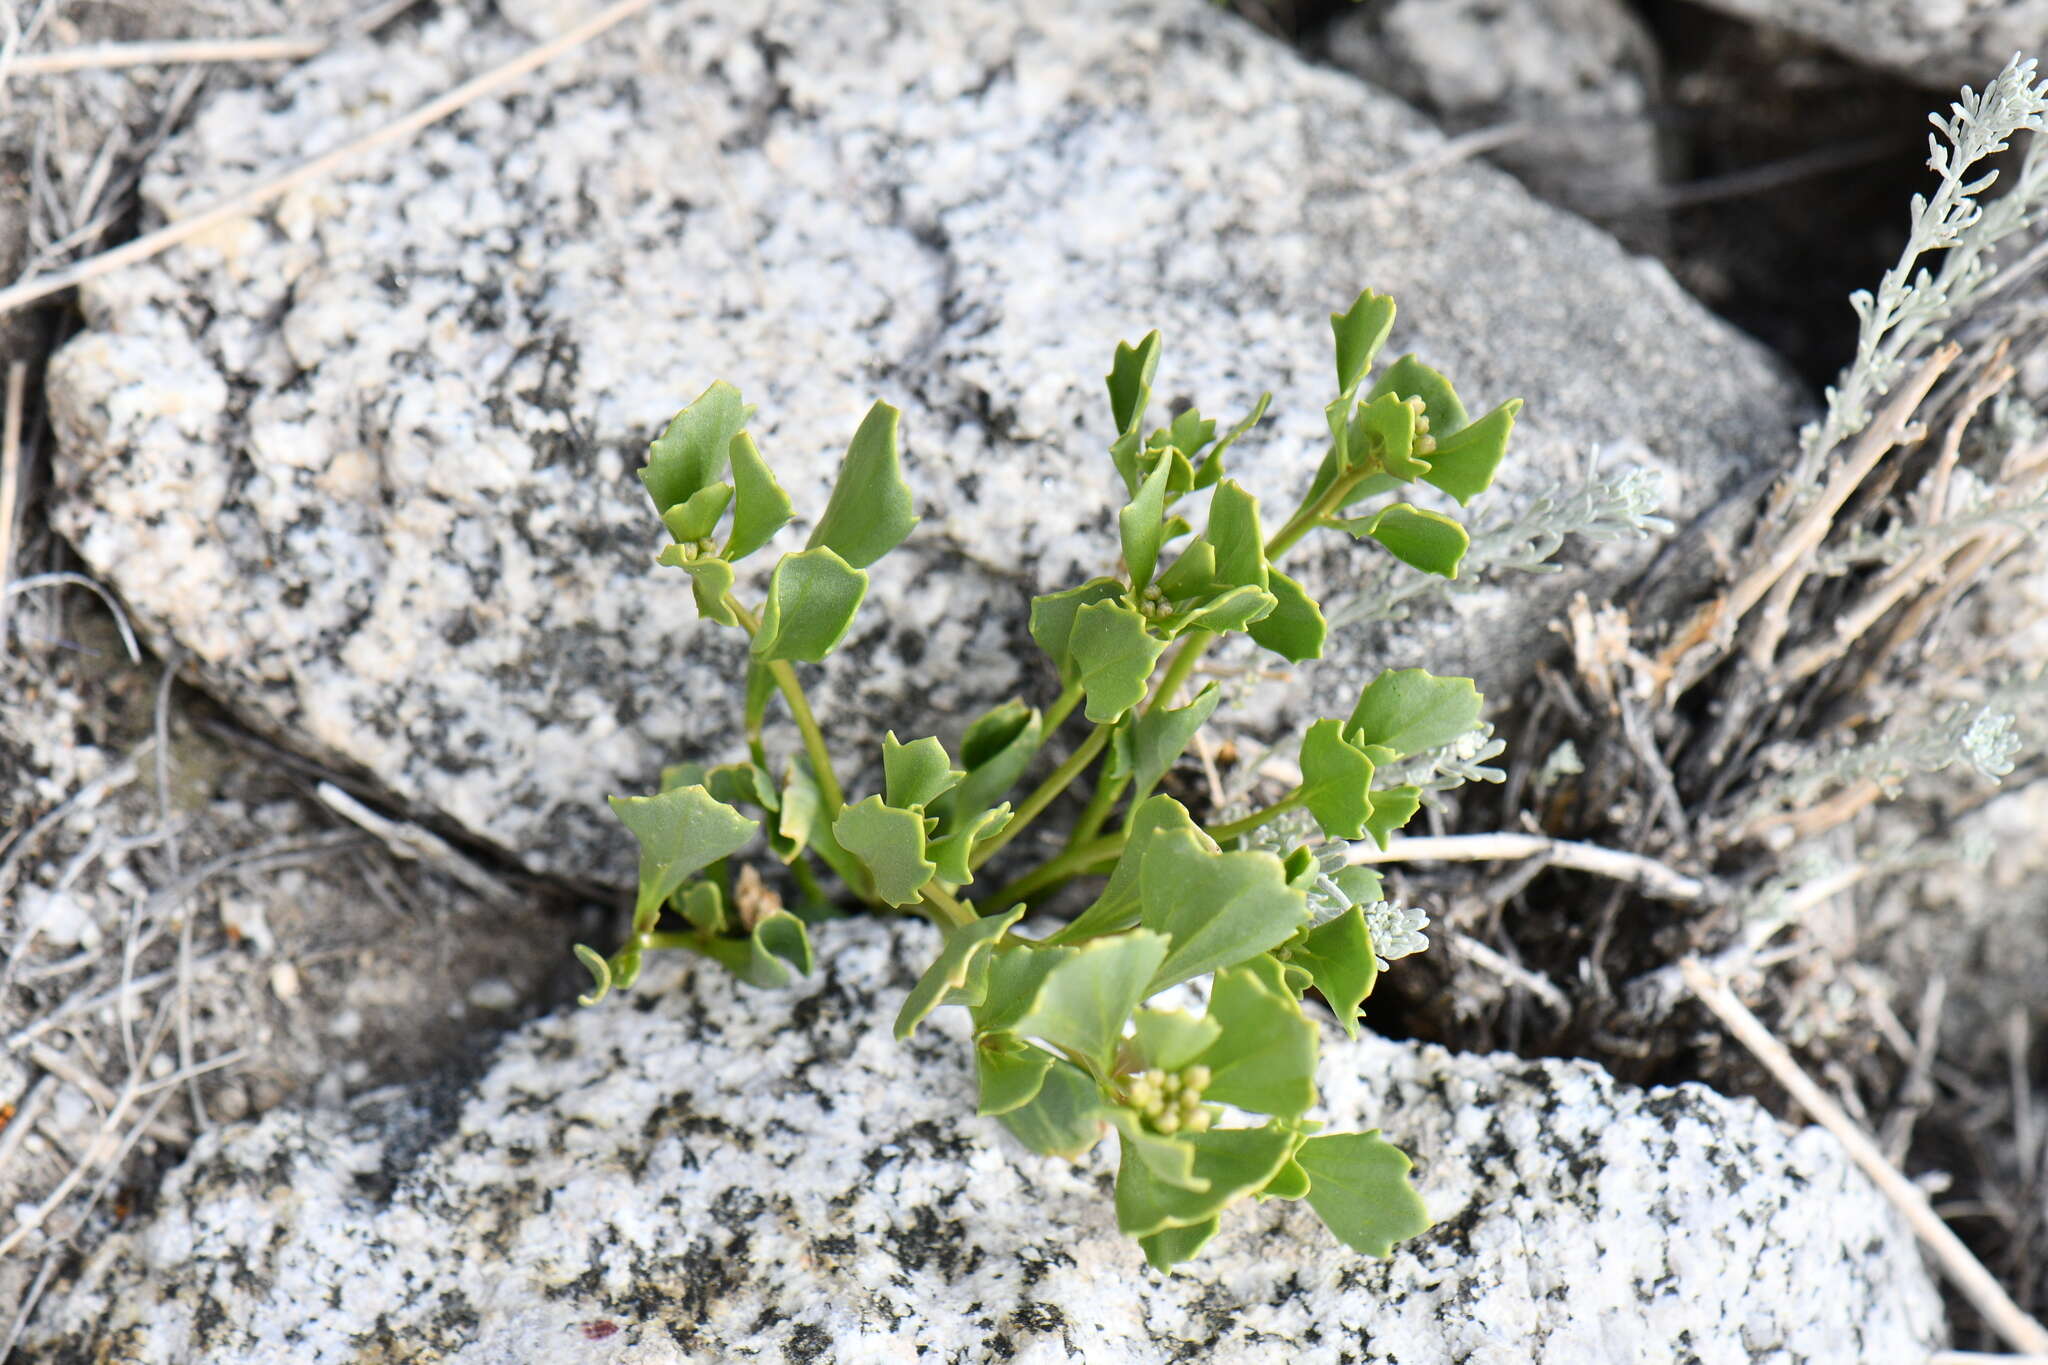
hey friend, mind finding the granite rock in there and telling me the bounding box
[18,914,1943,1363]
[45,0,1805,879]
[1686,0,2048,89]
[1322,0,1668,219]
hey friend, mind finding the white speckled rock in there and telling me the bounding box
[1322,0,1667,218]
[46,0,1804,878]
[1687,0,2047,89]
[19,916,1943,1363]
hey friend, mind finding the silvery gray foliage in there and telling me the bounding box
[1747,700,2023,822]
[1330,452,1672,630]
[1363,899,1432,969]
[1804,54,2048,465]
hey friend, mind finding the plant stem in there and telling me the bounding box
[1266,460,1371,560]
[920,882,977,929]
[969,723,1114,870]
[789,852,827,907]
[985,834,1123,908]
[1203,788,1305,842]
[723,594,846,816]
[1147,630,1212,715]
[1041,681,1084,735]
[1063,766,1125,853]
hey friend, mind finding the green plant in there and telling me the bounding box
[574,288,1521,1269]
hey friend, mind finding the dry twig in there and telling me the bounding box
[1682,958,2048,1356]
[1346,830,1713,904]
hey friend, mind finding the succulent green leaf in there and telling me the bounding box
[1333,864,1386,907]
[1346,668,1485,758]
[1194,392,1272,489]
[573,943,611,1006]
[695,762,777,811]
[1107,331,1163,438]
[1332,289,1397,397]
[608,785,760,926]
[1289,906,1377,1038]
[1139,1217,1220,1272]
[997,1058,1107,1158]
[1029,578,1125,684]
[1049,795,1211,945]
[1173,585,1275,636]
[1362,785,1422,850]
[1137,443,1197,500]
[1188,957,1317,1117]
[895,904,1026,1039]
[1422,398,1522,507]
[724,431,793,560]
[974,941,1074,1035]
[776,763,821,865]
[1260,1159,1311,1201]
[1295,1130,1432,1256]
[1324,394,1354,473]
[1206,480,1269,591]
[1120,450,1175,591]
[1155,539,1220,603]
[652,554,738,628]
[1107,1111,1208,1191]
[1246,569,1326,662]
[753,547,869,662]
[1070,599,1169,724]
[935,702,1041,831]
[699,909,814,989]
[1162,407,1217,457]
[1298,719,1378,842]
[608,940,644,992]
[661,481,734,544]
[1353,390,1429,480]
[1283,845,1319,889]
[927,803,1010,885]
[1131,1007,1222,1071]
[1011,930,1171,1072]
[679,879,726,934]
[641,380,750,515]
[883,732,964,812]
[975,1034,1057,1116]
[1352,503,1470,579]
[1114,1123,1298,1237]
[832,796,935,906]
[1369,354,1469,439]
[1127,682,1221,806]
[1138,830,1309,993]
[807,400,918,568]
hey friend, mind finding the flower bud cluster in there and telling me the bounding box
[1138,583,1174,620]
[1405,394,1438,458]
[1125,1064,1214,1135]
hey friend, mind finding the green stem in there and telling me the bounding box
[724,595,846,816]
[789,852,827,907]
[1203,788,1306,842]
[985,833,1123,908]
[1062,767,1125,854]
[1041,681,1084,736]
[920,882,977,930]
[1147,631,1212,716]
[970,723,1114,871]
[1265,460,1374,561]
